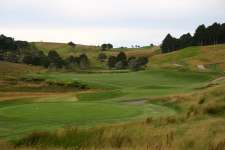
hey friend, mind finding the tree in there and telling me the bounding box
[66,56,79,65]
[207,23,221,45]
[0,34,17,51]
[65,55,79,70]
[107,43,113,49]
[116,52,127,62]
[220,23,225,43]
[128,56,136,62]
[161,22,225,53]
[115,61,126,70]
[193,24,207,45]
[0,51,3,61]
[179,33,193,48]
[79,53,90,69]
[128,57,149,71]
[97,53,107,62]
[116,52,127,68]
[128,58,139,71]
[107,56,117,68]
[101,43,113,51]
[3,51,19,63]
[22,50,49,67]
[34,51,48,66]
[68,42,76,48]
[101,44,108,51]
[15,41,30,49]
[48,50,64,68]
[161,34,178,53]
[136,57,149,66]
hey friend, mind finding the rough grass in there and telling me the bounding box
[151,44,225,71]
[0,61,44,80]
[13,117,225,150]
[34,42,99,57]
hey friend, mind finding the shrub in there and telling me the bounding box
[128,56,149,71]
[48,50,64,68]
[107,56,117,68]
[203,103,225,115]
[116,52,127,63]
[2,51,19,63]
[22,50,49,67]
[68,41,76,48]
[198,97,206,104]
[128,58,140,71]
[136,57,149,66]
[115,61,127,70]
[101,43,113,51]
[97,53,107,62]
[79,53,90,69]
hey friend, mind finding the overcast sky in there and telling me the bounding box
[0,0,225,47]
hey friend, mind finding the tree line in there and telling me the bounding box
[0,34,149,71]
[161,22,225,53]
[0,34,90,70]
[97,52,149,71]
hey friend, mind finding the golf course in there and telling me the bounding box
[1,68,216,139]
[0,20,225,149]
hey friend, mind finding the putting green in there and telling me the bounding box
[0,101,175,139]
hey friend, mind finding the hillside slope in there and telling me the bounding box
[34,42,100,57]
[151,44,225,71]
[34,42,159,57]
[34,42,159,69]
[0,61,44,80]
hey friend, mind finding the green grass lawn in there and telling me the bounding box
[0,69,218,140]
[31,69,216,100]
[0,101,176,140]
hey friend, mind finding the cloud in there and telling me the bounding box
[0,0,225,46]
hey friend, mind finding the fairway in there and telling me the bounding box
[0,69,217,139]
[31,69,216,101]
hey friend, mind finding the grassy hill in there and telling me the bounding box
[34,42,159,57]
[34,42,225,72]
[0,61,44,80]
[34,42,159,69]
[151,44,225,72]
[0,44,225,150]
[34,42,100,57]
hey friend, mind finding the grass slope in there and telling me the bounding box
[151,44,225,71]
[34,42,159,69]
[0,61,44,80]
